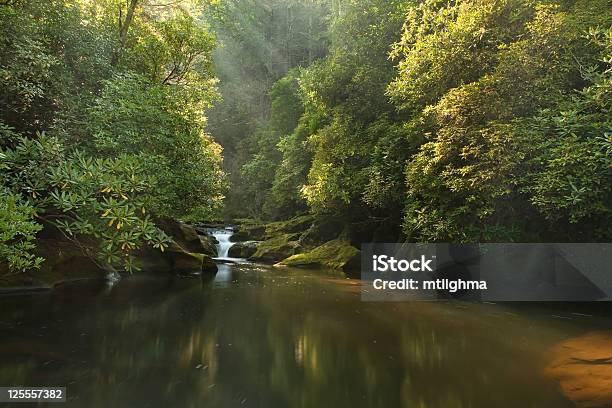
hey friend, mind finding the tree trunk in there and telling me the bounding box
[111,0,140,66]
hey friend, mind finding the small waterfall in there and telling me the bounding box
[213,228,235,259]
[209,227,245,287]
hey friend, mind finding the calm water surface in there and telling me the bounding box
[0,263,609,408]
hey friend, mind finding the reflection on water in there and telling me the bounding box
[0,265,609,407]
[213,264,233,288]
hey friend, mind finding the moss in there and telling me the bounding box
[233,215,314,243]
[201,254,218,273]
[196,234,217,257]
[250,233,302,262]
[265,215,314,235]
[228,241,259,258]
[170,251,205,276]
[232,221,267,241]
[277,239,360,271]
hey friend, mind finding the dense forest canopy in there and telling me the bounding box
[1,0,611,275]
[1,0,225,272]
[214,0,611,242]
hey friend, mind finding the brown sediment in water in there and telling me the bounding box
[544,331,612,408]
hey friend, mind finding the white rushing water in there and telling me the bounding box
[214,228,235,259]
[209,227,248,287]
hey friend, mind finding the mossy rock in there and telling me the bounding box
[201,254,217,273]
[277,239,360,271]
[0,219,218,289]
[170,250,205,276]
[228,241,259,258]
[0,237,109,289]
[137,242,217,275]
[197,234,218,257]
[298,216,345,247]
[156,218,216,256]
[265,215,314,235]
[170,250,217,275]
[250,233,302,263]
[231,222,267,242]
[232,215,314,243]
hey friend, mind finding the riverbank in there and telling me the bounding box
[0,219,219,291]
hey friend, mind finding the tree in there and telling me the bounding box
[299,0,412,221]
[87,73,225,220]
[392,0,611,241]
[205,0,331,218]
[0,0,225,273]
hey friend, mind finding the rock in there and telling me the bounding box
[276,239,360,271]
[137,242,217,275]
[0,218,219,290]
[197,234,218,257]
[170,250,205,276]
[156,217,216,256]
[544,331,612,408]
[298,216,345,247]
[178,222,201,244]
[250,234,302,263]
[201,254,218,273]
[193,221,226,230]
[228,241,260,258]
[231,222,267,242]
[266,215,314,235]
[232,215,314,243]
[0,228,114,289]
[24,238,109,286]
[138,218,218,275]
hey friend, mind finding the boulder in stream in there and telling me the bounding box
[249,233,302,262]
[228,241,260,258]
[137,242,217,275]
[231,222,267,242]
[276,239,360,271]
[156,218,217,257]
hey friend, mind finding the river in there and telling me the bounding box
[0,231,610,407]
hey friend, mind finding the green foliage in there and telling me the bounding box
[521,28,612,236]
[299,0,414,217]
[4,0,608,276]
[237,0,610,243]
[397,0,612,241]
[0,0,114,136]
[0,0,225,273]
[0,187,43,273]
[388,0,534,111]
[87,73,225,219]
[123,13,216,86]
[1,133,171,272]
[239,70,306,217]
[266,109,324,218]
[206,0,331,218]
